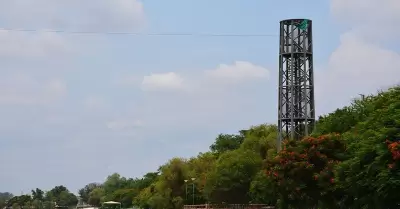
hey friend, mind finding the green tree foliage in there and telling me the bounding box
[209,133,245,155]
[151,158,187,208]
[6,195,32,207]
[44,185,77,207]
[129,124,277,208]
[31,188,44,201]
[87,187,105,207]
[6,185,78,209]
[103,173,128,196]
[9,86,400,209]
[0,192,13,209]
[306,86,400,208]
[333,86,400,208]
[187,152,217,203]
[12,203,19,209]
[204,150,262,203]
[248,171,277,205]
[265,134,347,208]
[78,183,101,204]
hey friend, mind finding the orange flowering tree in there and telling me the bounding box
[333,87,400,208]
[265,134,347,208]
[387,140,400,169]
[335,136,400,208]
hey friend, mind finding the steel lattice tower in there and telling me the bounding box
[277,19,315,150]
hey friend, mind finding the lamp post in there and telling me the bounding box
[184,178,196,205]
[191,178,196,205]
[184,179,188,202]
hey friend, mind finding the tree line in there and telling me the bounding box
[2,86,400,209]
[0,186,77,209]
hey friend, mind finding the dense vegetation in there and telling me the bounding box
[2,86,400,209]
[0,187,77,209]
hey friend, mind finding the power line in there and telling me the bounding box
[0,28,278,37]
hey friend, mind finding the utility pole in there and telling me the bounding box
[191,178,196,205]
[184,177,196,205]
[184,179,188,203]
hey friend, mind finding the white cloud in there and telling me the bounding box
[0,0,146,59]
[0,73,66,105]
[317,33,400,111]
[138,61,269,93]
[317,0,400,114]
[0,30,72,58]
[0,0,146,31]
[205,61,269,83]
[131,60,271,131]
[330,0,400,40]
[330,0,400,23]
[141,72,185,91]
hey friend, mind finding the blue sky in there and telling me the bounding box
[0,0,399,194]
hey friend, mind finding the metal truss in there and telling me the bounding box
[277,19,315,150]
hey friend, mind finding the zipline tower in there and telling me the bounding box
[277,19,315,150]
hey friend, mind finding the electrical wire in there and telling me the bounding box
[0,28,278,37]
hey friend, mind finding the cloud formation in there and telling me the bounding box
[0,0,145,31]
[141,72,185,91]
[0,31,71,58]
[128,61,271,134]
[204,61,269,83]
[0,0,148,194]
[316,0,400,114]
[0,73,66,105]
[139,61,269,92]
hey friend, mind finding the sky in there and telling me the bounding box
[0,0,399,195]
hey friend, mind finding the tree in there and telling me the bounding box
[42,201,53,209]
[57,191,77,207]
[88,188,105,207]
[12,203,19,209]
[133,158,188,209]
[10,86,400,209]
[7,195,31,207]
[334,86,400,208]
[156,158,187,207]
[78,183,102,204]
[204,149,262,204]
[103,173,129,200]
[134,172,159,190]
[210,134,245,155]
[110,189,137,208]
[32,188,44,201]
[186,152,217,204]
[45,186,77,207]
[23,201,31,209]
[249,171,277,205]
[133,186,153,209]
[0,192,13,209]
[265,134,347,209]
[240,124,278,159]
[31,199,42,209]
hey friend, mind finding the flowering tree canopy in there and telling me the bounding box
[330,87,400,208]
[265,134,347,208]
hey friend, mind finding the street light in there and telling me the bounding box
[184,178,196,205]
[191,178,196,205]
[184,179,188,201]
